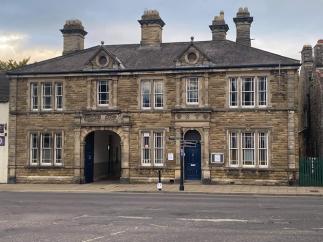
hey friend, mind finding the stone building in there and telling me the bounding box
[300,40,323,158]
[0,72,9,183]
[7,8,300,184]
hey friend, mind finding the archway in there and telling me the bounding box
[184,129,202,180]
[84,130,121,183]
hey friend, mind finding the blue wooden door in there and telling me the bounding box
[84,132,94,183]
[184,142,201,180]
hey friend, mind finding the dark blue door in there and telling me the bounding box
[184,142,201,180]
[84,132,94,183]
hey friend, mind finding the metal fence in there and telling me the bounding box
[299,157,323,186]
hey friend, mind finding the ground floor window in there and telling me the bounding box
[29,131,63,166]
[141,131,164,166]
[229,130,268,168]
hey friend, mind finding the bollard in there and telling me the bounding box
[157,170,162,191]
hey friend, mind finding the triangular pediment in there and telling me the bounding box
[175,42,213,67]
[84,46,125,70]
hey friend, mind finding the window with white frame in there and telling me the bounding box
[31,83,39,111]
[154,81,164,108]
[154,132,163,166]
[55,83,63,110]
[241,77,255,107]
[229,78,238,107]
[258,77,267,106]
[42,83,52,110]
[141,81,151,108]
[242,132,255,166]
[228,76,268,108]
[258,132,268,167]
[97,80,109,105]
[54,133,63,166]
[229,132,239,167]
[141,131,164,166]
[30,133,39,165]
[31,82,63,111]
[141,80,164,109]
[186,77,199,104]
[228,131,269,168]
[29,132,63,166]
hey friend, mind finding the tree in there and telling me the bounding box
[0,58,30,71]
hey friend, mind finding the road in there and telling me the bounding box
[0,192,322,242]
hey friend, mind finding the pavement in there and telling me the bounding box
[0,182,323,196]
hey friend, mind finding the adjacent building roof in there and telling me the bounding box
[0,72,9,103]
[8,40,300,75]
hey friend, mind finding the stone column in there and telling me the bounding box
[202,127,211,183]
[288,111,296,182]
[113,79,118,108]
[8,78,17,183]
[74,129,82,183]
[120,127,130,183]
[175,77,180,107]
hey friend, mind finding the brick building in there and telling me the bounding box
[7,8,300,184]
[300,40,323,159]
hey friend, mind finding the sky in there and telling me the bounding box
[0,0,322,63]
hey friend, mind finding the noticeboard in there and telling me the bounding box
[0,136,5,146]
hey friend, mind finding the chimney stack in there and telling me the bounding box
[60,19,87,55]
[138,10,165,47]
[301,45,313,64]
[314,40,323,67]
[209,11,229,41]
[233,7,253,47]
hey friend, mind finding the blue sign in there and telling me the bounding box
[0,136,5,146]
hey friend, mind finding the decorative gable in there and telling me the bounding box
[84,46,125,70]
[175,42,213,67]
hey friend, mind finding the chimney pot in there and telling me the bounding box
[233,7,253,46]
[209,11,229,41]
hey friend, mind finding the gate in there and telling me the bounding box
[299,157,323,186]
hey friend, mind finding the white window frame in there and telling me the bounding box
[54,133,63,166]
[258,77,267,107]
[258,132,268,168]
[141,80,152,109]
[31,83,39,111]
[141,132,151,166]
[55,83,63,110]
[153,132,164,166]
[154,81,164,109]
[229,132,239,167]
[30,133,39,166]
[241,77,255,108]
[40,133,53,166]
[97,80,109,106]
[41,83,52,111]
[229,78,238,108]
[186,77,199,104]
[241,132,255,167]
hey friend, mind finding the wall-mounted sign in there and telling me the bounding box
[0,124,4,134]
[168,153,174,161]
[0,136,5,146]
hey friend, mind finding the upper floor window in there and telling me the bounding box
[186,77,199,104]
[228,130,268,168]
[30,131,63,166]
[97,80,109,106]
[141,131,164,166]
[228,76,268,108]
[30,82,63,111]
[141,80,164,109]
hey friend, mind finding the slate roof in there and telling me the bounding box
[8,40,300,75]
[0,72,9,103]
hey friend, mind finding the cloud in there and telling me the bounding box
[0,32,60,62]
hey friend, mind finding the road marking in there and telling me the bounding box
[118,216,152,220]
[111,231,126,236]
[150,223,168,228]
[177,218,248,223]
[73,214,88,220]
[312,228,323,230]
[82,236,104,242]
[0,220,8,223]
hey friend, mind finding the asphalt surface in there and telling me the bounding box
[0,192,322,242]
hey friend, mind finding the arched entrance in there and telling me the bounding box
[84,130,121,183]
[184,130,201,180]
